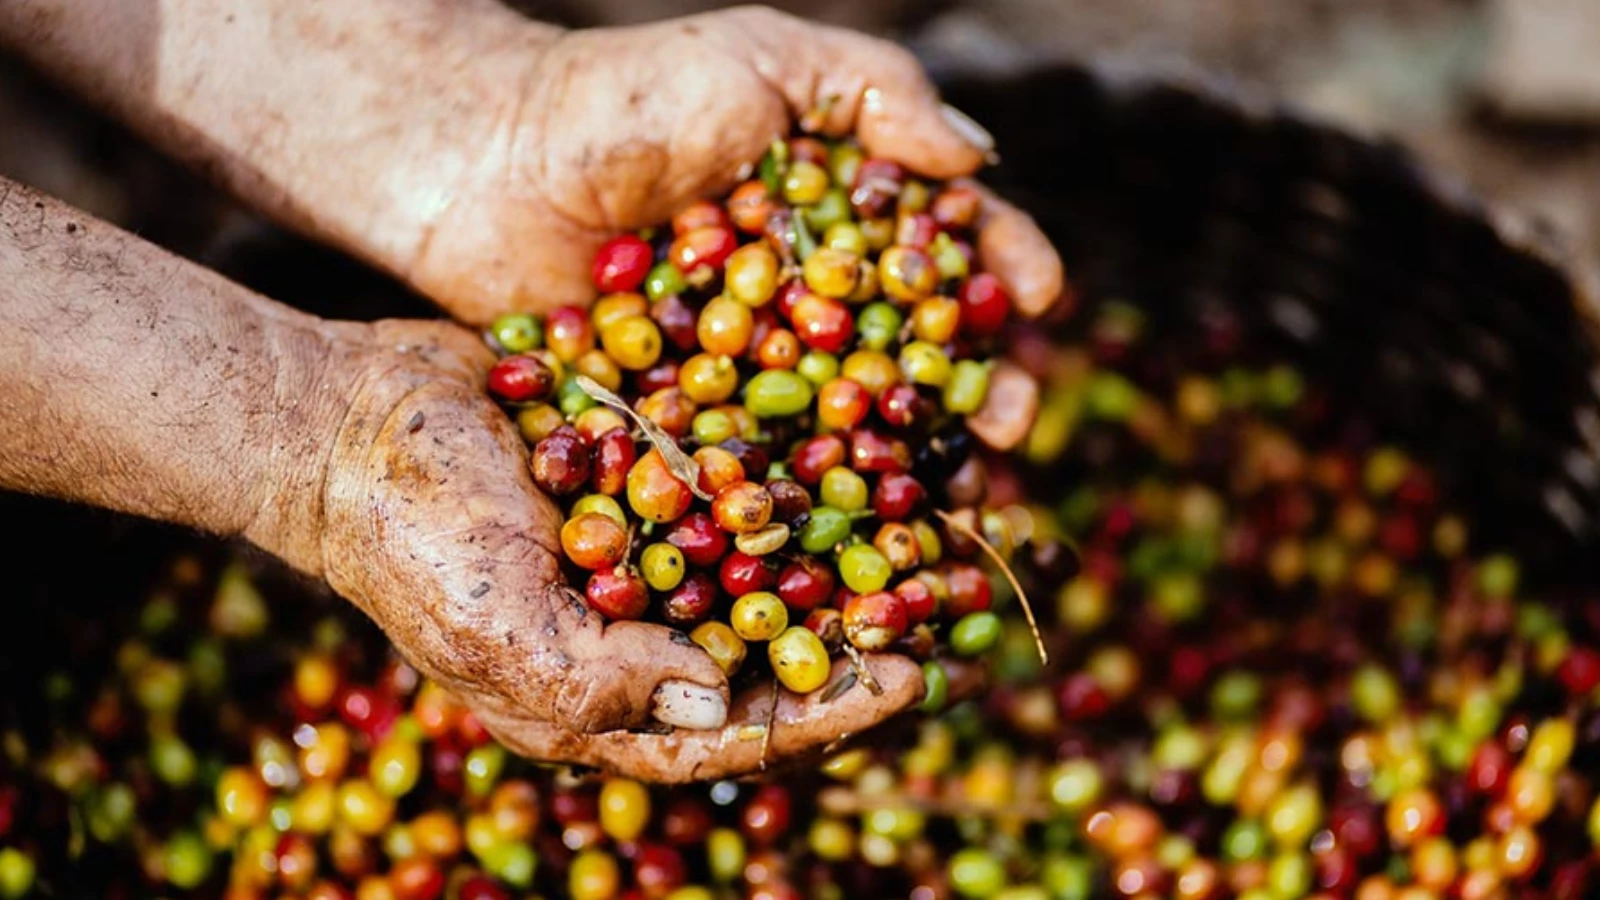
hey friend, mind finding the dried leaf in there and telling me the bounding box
[935,508,1049,666]
[575,375,712,501]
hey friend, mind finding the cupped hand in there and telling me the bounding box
[284,318,966,783]
[386,5,1064,327]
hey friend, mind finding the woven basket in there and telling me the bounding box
[939,63,1600,588]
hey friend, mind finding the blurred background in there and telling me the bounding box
[4,0,1600,285]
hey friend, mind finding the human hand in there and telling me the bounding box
[5,0,1065,328]
[395,6,1064,327]
[258,317,967,783]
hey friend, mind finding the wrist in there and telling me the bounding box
[239,318,376,578]
[243,317,500,583]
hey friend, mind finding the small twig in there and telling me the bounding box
[840,644,883,695]
[935,509,1049,666]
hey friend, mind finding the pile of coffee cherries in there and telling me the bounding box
[6,285,1600,900]
[481,135,1025,701]
[6,199,1600,900]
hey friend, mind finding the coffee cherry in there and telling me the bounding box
[777,558,835,612]
[880,247,938,301]
[690,622,747,675]
[791,295,854,354]
[592,235,653,293]
[720,552,778,598]
[627,450,694,523]
[791,435,847,484]
[727,243,781,307]
[586,566,650,621]
[958,273,1011,337]
[599,315,663,371]
[894,577,938,624]
[838,545,892,594]
[640,543,686,592]
[874,523,923,571]
[660,573,716,629]
[530,427,591,496]
[769,627,831,694]
[679,353,740,405]
[560,513,629,570]
[692,446,745,496]
[817,378,872,431]
[697,297,754,357]
[487,355,556,403]
[765,479,813,526]
[842,592,908,651]
[730,592,789,642]
[545,305,596,362]
[590,428,636,496]
[670,226,738,278]
[873,473,927,521]
[664,512,728,568]
[728,181,775,234]
[712,482,774,535]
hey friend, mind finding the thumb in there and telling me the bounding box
[570,653,927,784]
[727,8,990,179]
[545,610,733,734]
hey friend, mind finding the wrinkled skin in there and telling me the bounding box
[302,319,982,783]
[389,7,1065,326]
[1,1,1064,782]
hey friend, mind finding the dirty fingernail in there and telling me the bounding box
[940,103,995,153]
[652,680,727,730]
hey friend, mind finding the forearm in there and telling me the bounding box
[0,0,558,276]
[0,176,356,563]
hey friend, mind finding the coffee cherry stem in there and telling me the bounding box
[934,508,1048,666]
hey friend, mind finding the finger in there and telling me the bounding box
[728,9,988,180]
[577,653,925,784]
[965,181,1066,318]
[578,619,732,732]
[967,361,1039,452]
[813,31,989,180]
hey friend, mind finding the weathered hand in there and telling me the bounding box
[270,318,945,783]
[1,1,1033,781]
[381,6,1065,327]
